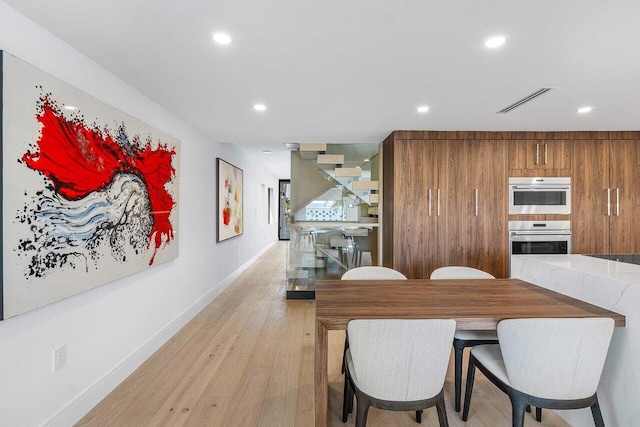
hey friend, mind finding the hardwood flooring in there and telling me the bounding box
[77,242,571,427]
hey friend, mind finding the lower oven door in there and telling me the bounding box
[509,232,572,255]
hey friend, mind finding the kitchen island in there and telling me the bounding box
[511,254,639,427]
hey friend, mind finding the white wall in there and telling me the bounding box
[0,3,279,426]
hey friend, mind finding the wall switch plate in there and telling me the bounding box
[53,345,67,372]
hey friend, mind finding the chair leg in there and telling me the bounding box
[342,373,350,422]
[453,338,465,412]
[461,358,476,421]
[416,409,422,423]
[348,382,354,414]
[591,394,605,427]
[355,393,370,427]
[435,390,450,427]
[341,333,349,374]
[525,405,542,421]
[510,392,528,427]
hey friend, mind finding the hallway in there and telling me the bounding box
[77,242,569,426]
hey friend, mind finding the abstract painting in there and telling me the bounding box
[1,51,180,320]
[217,158,243,241]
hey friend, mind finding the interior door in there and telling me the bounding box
[571,140,610,254]
[609,139,640,253]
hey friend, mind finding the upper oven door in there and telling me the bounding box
[509,177,571,215]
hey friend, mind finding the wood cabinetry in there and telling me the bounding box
[509,140,571,170]
[572,136,640,254]
[466,140,509,276]
[382,130,639,279]
[382,133,508,278]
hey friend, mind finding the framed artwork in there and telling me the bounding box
[1,51,180,320]
[268,187,274,224]
[217,158,243,241]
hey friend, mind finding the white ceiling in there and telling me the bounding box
[5,1,640,178]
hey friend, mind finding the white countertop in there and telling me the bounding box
[511,254,639,426]
[512,254,640,285]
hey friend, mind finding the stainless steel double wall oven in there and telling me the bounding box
[508,177,572,273]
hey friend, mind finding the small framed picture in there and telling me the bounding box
[217,158,243,241]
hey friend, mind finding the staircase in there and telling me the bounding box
[286,142,380,299]
[295,142,379,215]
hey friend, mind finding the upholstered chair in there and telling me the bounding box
[429,266,497,412]
[343,319,456,427]
[351,232,378,267]
[341,266,407,280]
[340,267,407,374]
[462,317,615,427]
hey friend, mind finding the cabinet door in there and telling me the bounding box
[571,140,610,253]
[543,140,571,169]
[438,140,464,270]
[467,140,508,277]
[393,139,438,278]
[609,139,640,253]
[509,140,571,170]
[508,140,530,169]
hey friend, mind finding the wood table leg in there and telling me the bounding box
[315,319,329,426]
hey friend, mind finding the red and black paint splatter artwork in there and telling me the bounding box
[16,92,177,278]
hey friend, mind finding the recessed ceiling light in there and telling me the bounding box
[254,104,266,112]
[63,105,77,111]
[417,105,429,113]
[485,35,507,48]
[577,106,593,114]
[212,32,232,45]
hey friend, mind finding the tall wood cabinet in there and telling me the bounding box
[572,136,640,254]
[382,133,508,278]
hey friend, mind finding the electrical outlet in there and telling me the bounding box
[53,345,67,372]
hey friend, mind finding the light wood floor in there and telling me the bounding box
[77,242,571,427]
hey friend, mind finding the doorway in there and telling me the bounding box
[278,179,290,240]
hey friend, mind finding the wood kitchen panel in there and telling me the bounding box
[390,139,434,278]
[609,139,640,253]
[382,134,508,278]
[572,138,640,254]
[508,140,571,170]
[571,139,610,253]
[467,140,508,278]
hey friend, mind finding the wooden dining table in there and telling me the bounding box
[314,278,626,426]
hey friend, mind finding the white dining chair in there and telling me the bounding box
[429,266,497,412]
[340,267,407,375]
[430,266,495,280]
[462,317,615,427]
[342,266,407,280]
[343,319,456,427]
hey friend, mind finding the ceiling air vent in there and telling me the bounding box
[497,88,553,114]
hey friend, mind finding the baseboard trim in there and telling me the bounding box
[43,241,276,427]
